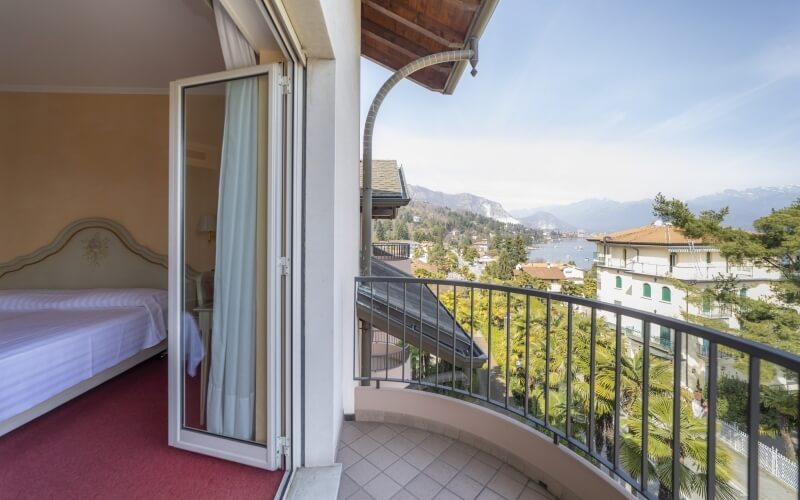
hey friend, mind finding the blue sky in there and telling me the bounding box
[360,1,800,210]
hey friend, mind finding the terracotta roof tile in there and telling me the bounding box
[519,265,565,281]
[587,223,703,245]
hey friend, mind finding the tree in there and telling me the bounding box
[462,245,479,262]
[620,395,736,500]
[393,220,410,240]
[413,267,445,280]
[654,194,800,465]
[433,275,737,498]
[761,385,800,462]
[653,195,800,355]
[653,195,800,306]
[374,220,387,242]
[427,242,447,267]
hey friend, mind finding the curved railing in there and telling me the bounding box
[354,276,800,499]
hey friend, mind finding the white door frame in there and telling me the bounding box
[167,63,285,470]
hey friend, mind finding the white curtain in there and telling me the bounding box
[207,1,258,441]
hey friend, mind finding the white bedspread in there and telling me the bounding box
[0,288,204,422]
[0,288,168,345]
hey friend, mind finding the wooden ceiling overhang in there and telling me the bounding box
[361,0,499,94]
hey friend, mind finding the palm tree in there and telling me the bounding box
[620,394,737,500]
[760,385,799,462]
[440,283,739,498]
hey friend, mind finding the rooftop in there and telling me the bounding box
[360,160,411,219]
[586,222,704,246]
[518,264,565,281]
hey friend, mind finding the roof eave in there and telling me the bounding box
[588,240,701,247]
[441,0,500,95]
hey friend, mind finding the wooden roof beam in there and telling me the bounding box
[362,32,452,78]
[363,0,466,49]
[441,0,481,12]
[362,20,452,76]
[360,51,447,92]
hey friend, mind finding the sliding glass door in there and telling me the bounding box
[168,64,285,470]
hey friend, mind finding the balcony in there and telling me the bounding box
[352,276,800,499]
[372,242,411,261]
[596,258,778,281]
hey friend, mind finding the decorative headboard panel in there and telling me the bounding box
[0,218,197,295]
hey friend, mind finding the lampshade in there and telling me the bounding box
[198,214,217,232]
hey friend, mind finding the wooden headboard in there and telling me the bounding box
[0,218,197,295]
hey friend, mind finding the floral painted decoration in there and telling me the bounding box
[82,232,110,266]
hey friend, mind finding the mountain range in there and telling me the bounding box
[408,185,520,224]
[409,185,800,233]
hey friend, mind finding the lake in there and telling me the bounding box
[527,238,595,270]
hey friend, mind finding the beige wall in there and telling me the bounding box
[184,93,224,271]
[0,91,223,271]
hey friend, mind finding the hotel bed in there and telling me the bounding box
[0,219,203,436]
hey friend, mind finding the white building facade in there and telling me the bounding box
[589,222,781,382]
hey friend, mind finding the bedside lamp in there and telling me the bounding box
[198,214,216,242]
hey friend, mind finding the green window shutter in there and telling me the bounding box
[661,286,671,302]
[643,283,651,298]
[615,276,622,289]
[659,326,671,348]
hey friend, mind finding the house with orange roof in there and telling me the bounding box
[587,221,780,385]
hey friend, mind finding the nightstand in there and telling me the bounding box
[194,306,213,425]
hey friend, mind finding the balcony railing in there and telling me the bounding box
[354,276,800,500]
[597,258,778,281]
[372,242,411,260]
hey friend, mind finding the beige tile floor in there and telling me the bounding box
[337,421,557,500]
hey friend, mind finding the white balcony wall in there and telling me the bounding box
[596,243,781,282]
[284,0,360,467]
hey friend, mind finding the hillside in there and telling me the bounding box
[518,211,575,231]
[408,185,519,224]
[376,200,541,245]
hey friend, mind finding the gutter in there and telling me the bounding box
[442,0,500,95]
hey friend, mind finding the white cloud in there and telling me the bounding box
[640,79,777,138]
[756,41,800,80]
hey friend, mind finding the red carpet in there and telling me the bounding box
[0,356,283,500]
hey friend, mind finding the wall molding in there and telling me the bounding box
[0,84,170,95]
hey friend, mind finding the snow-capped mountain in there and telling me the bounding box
[511,185,800,233]
[518,211,575,231]
[408,185,520,224]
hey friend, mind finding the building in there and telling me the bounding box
[1,2,797,500]
[517,263,585,293]
[589,221,779,326]
[360,160,410,220]
[588,222,782,380]
[472,238,490,255]
[561,265,585,283]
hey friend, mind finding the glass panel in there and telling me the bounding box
[182,75,267,445]
[593,309,618,464]
[757,360,798,499]
[717,348,750,497]
[618,313,643,486]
